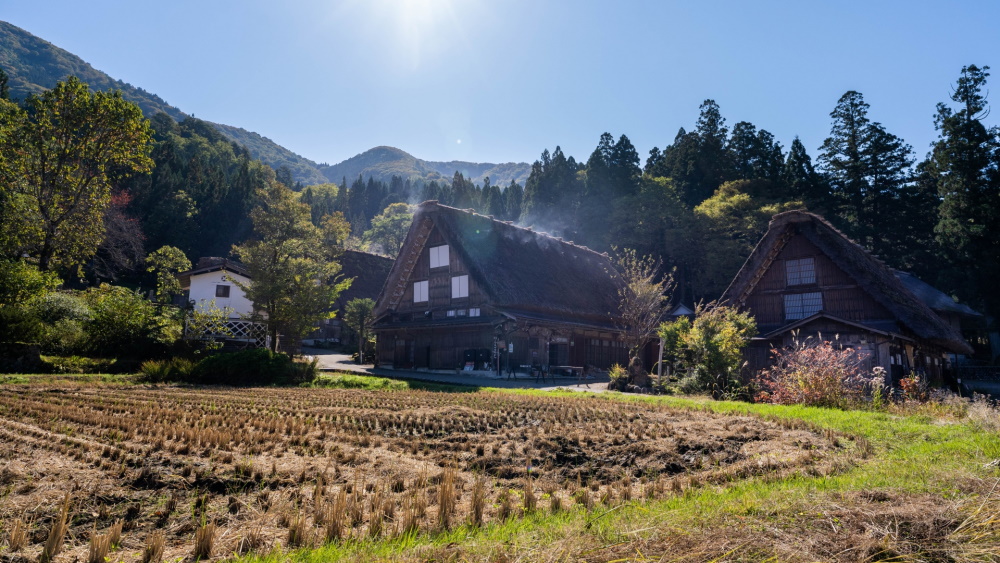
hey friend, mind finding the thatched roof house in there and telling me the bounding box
[722,210,974,384]
[374,201,627,372]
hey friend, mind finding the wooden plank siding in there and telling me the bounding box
[747,234,893,327]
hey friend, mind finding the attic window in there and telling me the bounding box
[785,258,816,286]
[413,280,429,303]
[784,292,822,320]
[451,275,469,299]
[429,245,449,268]
[216,285,231,298]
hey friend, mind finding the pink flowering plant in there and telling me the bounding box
[753,335,869,409]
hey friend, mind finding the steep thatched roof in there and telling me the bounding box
[722,210,973,354]
[377,201,622,327]
[335,250,394,310]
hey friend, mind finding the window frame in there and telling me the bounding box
[413,280,429,303]
[215,284,231,298]
[785,257,817,286]
[451,274,469,299]
[784,291,823,320]
[429,245,449,269]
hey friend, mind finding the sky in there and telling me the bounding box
[4,0,999,167]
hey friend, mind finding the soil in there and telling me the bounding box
[0,384,842,562]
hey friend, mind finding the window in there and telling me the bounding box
[215,284,231,298]
[457,309,467,317]
[429,245,449,268]
[469,308,480,317]
[785,258,816,286]
[451,275,469,298]
[446,310,455,317]
[413,280,428,303]
[784,292,823,320]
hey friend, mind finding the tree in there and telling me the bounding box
[343,298,376,364]
[924,65,1000,318]
[145,246,191,304]
[7,77,153,271]
[231,183,351,353]
[782,137,827,208]
[612,248,673,387]
[818,90,916,258]
[363,203,413,257]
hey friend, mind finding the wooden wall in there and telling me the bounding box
[745,234,892,326]
[394,226,488,315]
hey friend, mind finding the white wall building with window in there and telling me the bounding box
[177,258,255,318]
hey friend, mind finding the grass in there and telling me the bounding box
[235,390,1000,562]
[310,370,479,393]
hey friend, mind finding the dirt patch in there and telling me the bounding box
[0,384,840,561]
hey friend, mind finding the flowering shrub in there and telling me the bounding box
[753,337,868,408]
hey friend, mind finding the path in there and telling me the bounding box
[301,347,609,392]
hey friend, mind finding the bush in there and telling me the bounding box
[753,337,869,408]
[659,305,757,398]
[139,357,195,383]
[81,284,181,357]
[189,349,318,386]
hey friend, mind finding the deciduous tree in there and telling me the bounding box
[9,77,153,271]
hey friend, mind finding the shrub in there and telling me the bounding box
[34,292,93,354]
[139,357,195,383]
[753,337,868,408]
[189,349,317,386]
[81,284,181,357]
[659,305,756,398]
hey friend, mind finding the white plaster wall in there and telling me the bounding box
[188,271,254,317]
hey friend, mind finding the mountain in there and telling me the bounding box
[0,20,186,122]
[0,20,531,188]
[319,146,531,188]
[208,122,329,185]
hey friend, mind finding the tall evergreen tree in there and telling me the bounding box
[818,91,916,258]
[782,137,826,208]
[924,65,1000,317]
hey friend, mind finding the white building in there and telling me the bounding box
[177,257,254,318]
[177,258,266,348]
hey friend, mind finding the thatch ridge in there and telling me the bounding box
[722,210,972,354]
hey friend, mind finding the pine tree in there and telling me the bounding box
[924,65,1000,317]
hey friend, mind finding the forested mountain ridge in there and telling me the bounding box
[0,20,186,122]
[208,121,329,185]
[0,21,530,188]
[318,146,530,188]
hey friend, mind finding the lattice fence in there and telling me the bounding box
[184,317,268,349]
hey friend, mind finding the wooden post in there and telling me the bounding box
[657,337,664,383]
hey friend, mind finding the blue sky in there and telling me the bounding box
[5,1,998,167]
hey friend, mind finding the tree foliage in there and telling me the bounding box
[231,183,350,353]
[613,248,673,386]
[363,203,413,257]
[660,305,757,398]
[145,246,191,304]
[343,298,376,364]
[3,77,153,271]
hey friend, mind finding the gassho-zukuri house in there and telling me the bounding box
[721,210,974,386]
[372,201,629,373]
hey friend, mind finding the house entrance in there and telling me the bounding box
[549,343,569,366]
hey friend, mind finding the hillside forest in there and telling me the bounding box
[0,64,998,345]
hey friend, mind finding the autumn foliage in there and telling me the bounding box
[753,337,869,408]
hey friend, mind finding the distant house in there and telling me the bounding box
[312,250,394,344]
[721,210,974,386]
[177,257,254,317]
[373,201,628,372]
[176,257,266,348]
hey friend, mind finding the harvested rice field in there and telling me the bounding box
[0,383,849,562]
